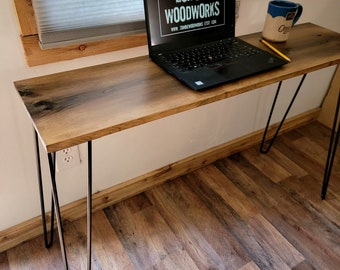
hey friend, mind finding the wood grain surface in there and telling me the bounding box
[14,23,340,153]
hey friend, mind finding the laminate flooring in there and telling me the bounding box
[1,121,339,270]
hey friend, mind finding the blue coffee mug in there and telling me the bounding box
[262,1,303,42]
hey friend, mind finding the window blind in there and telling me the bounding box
[31,0,145,49]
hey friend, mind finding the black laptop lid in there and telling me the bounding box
[144,0,236,55]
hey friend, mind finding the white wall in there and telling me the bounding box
[1,0,339,231]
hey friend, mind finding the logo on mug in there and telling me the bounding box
[278,25,291,34]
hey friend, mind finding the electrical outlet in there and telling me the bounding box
[56,146,81,172]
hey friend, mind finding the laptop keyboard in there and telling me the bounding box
[160,38,261,72]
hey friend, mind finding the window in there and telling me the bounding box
[13,0,147,66]
[32,0,145,49]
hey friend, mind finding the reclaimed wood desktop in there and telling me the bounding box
[14,23,340,269]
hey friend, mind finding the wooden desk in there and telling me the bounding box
[16,23,340,153]
[14,23,340,269]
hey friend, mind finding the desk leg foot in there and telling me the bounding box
[260,74,307,153]
[321,91,340,200]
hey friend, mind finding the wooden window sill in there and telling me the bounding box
[14,0,147,66]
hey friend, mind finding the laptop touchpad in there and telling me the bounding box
[209,62,250,78]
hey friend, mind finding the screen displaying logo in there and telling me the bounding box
[158,0,225,37]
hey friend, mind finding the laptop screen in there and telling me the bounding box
[144,0,236,54]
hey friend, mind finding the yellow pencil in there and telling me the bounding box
[260,39,291,62]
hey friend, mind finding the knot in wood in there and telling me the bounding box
[79,45,87,51]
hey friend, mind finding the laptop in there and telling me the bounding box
[143,0,288,91]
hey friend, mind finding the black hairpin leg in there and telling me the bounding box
[35,131,55,248]
[321,90,340,199]
[260,74,307,153]
[87,141,93,269]
[48,152,69,269]
[35,131,69,269]
[35,132,93,269]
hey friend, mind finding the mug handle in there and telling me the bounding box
[293,4,303,26]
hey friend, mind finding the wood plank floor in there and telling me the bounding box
[1,121,339,270]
